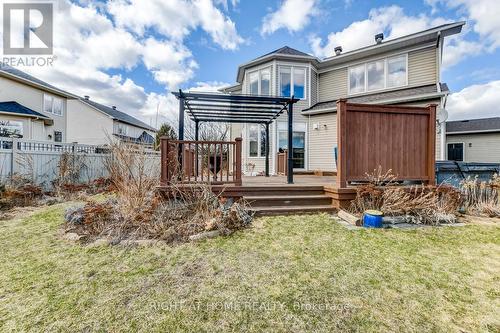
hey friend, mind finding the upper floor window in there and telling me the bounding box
[43,94,63,116]
[117,123,128,136]
[248,67,271,95]
[348,54,407,95]
[279,66,306,99]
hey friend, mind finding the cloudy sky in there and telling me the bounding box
[4,0,500,126]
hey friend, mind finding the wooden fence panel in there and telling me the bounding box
[337,100,436,187]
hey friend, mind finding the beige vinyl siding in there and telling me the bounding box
[311,70,318,106]
[308,113,337,171]
[317,46,437,103]
[446,133,500,163]
[318,68,347,103]
[408,47,437,86]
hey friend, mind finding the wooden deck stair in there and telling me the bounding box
[240,186,337,216]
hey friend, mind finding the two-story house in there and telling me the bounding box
[0,64,156,145]
[222,21,464,175]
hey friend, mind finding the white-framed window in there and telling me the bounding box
[43,94,63,116]
[247,67,271,96]
[348,54,407,95]
[279,66,306,99]
[248,124,267,158]
[117,123,128,136]
[0,120,23,138]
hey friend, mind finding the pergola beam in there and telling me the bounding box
[173,90,299,184]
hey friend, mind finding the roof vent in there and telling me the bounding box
[375,33,384,44]
[84,95,90,100]
[112,106,117,110]
[334,46,342,56]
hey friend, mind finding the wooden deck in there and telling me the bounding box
[241,175,336,187]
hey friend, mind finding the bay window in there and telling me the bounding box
[348,54,407,94]
[248,67,271,95]
[279,66,306,99]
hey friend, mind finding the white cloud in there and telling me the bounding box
[261,0,320,36]
[1,0,245,127]
[188,81,231,92]
[432,0,500,50]
[442,36,483,69]
[446,81,500,120]
[107,0,244,50]
[310,6,449,58]
[141,38,198,90]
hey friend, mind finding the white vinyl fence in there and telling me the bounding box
[0,138,160,189]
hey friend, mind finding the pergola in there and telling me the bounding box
[172,90,300,183]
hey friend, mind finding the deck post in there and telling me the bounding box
[265,122,270,177]
[287,98,294,184]
[235,137,242,186]
[427,104,437,185]
[336,99,347,188]
[194,120,199,176]
[160,137,169,185]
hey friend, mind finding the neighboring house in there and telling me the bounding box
[0,64,76,142]
[67,96,156,145]
[446,117,500,163]
[0,64,156,145]
[221,21,464,175]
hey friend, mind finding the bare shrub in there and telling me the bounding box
[65,184,252,243]
[350,167,460,224]
[103,141,160,222]
[460,175,500,217]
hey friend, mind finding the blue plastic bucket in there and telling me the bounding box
[363,210,384,228]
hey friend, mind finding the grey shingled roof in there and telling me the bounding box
[447,117,500,134]
[257,46,313,59]
[303,84,441,113]
[81,98,156,132]
[0,63,75,98]
[0,101,51,119]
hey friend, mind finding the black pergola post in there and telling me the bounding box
[194,120,199,140]
[265,123,270,177]
[178,90,185,140]
[287,98,294,184]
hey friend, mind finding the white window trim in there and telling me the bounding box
[247,66,272,95]
[347,53,408,96]
[278,65,307,100]
[43,93,64,117]
[446,142,465,161]
[247,124,266,158]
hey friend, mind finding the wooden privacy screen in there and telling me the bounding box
[336,100,437,187]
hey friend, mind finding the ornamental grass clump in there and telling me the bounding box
[460,174,500,218]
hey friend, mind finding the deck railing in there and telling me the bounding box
[160,138,242,186]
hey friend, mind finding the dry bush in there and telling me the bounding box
[65,184,252,243]
[103,141,160,222]
[460,174,500,217]
[350,167,460,224]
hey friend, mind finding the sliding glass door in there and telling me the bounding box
[277,122,306,169]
